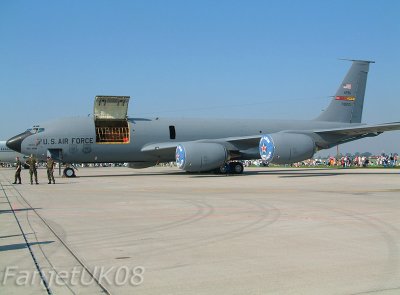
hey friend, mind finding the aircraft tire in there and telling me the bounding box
[63,167,76,178]
[217,163,229,174]
[229,162,244,174]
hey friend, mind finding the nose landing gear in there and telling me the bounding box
[63,167,76,178]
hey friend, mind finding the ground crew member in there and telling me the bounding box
[46,156,55,184]
[26,154,38,185]
[12,156,22,184]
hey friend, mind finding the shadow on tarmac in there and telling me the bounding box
[0,208,41,214]
[0,241,54,252]
[70,168,399,179]
[190,168,400,178]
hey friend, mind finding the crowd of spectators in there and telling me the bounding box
[240,153,398,168]
[289,153,398,168]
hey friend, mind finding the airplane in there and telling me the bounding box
[0,141,26,164]
[6,60,400,177]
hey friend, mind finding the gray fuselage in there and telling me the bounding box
[18,117,360,163]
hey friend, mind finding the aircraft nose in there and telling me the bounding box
[6,131,32,153]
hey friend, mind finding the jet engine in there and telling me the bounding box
[176,142,228,172]
[259,133,315,164]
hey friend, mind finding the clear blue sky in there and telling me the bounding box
[1,0,399,155]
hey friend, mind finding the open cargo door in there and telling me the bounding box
[94,96,130,144]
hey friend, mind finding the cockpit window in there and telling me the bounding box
[26,126,45,134]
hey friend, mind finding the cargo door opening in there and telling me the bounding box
[94,96,130,144]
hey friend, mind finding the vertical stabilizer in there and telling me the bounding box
[315,60,374,123]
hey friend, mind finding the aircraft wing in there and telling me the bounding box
[141,135,261,155]
[141,135,260,152]
[141,121,400,159]
[314,122,400,136]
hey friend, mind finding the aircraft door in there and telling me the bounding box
[47,148,63,161]
[94,96,130,144]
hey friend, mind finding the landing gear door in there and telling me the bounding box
[94,96,130,120]
[94,96,131,144]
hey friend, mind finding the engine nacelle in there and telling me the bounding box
[176,142,228,172]
[259,133,315,164]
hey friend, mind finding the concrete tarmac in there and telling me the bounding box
[0,166,400,294]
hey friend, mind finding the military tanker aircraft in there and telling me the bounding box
[6,60,400,176]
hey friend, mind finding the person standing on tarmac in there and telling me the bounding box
[26,154,38,185]
[12,156,22,184]
[46,156,55,184]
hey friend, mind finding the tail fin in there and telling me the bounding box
[315,60,374,123]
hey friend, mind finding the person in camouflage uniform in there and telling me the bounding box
[26,154,38,185]
[46,156,55,184]
[12,156,22,184]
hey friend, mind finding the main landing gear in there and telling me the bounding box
[216,161,244,174]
